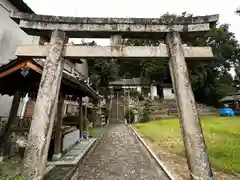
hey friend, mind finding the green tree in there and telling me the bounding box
[118,39,168,84]
[78,40,119,97]
[117,13,240,107]
[188,24,240,106]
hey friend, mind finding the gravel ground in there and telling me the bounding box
[71,124,163,180]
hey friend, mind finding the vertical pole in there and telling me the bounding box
[0,91,21,160]
[117,92,118,122]
[166,31,213,179]
[21,30,66,179]
[52,92,65,161]
[128,90,130,124]
[110,35,122,124]
[79,98,83,139]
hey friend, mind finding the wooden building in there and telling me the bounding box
[0,57,100,161]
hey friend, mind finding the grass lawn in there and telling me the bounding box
[0,156,22,179]
[134,116,240,173]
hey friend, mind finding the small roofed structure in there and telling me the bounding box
[0,57,100,161]
[220,91,240,110]
[0,58,99,100]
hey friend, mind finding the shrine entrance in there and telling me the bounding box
[9,11,218,180]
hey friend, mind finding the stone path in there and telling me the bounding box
[71,124,165,180]
[47,138,96,166]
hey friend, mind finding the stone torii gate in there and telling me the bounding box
[10,11,218,179]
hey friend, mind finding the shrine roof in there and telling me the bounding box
[0,58,100,100]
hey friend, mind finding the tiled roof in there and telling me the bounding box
[220,95,240,102]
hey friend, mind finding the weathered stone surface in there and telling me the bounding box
[166,31,213,179]
[18,21,211,38]
[21,30,66,179]
[71,124,166,180]
[9,11,219,39]
[10,11,219,25]
[15,44,214,59]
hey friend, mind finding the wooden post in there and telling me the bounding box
[0,91,21,160]
[21,30,66,179]
[52,92,65,161]
[79,98,83,138]
[166,31,213,179]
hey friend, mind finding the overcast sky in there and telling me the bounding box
[24,0,240,46]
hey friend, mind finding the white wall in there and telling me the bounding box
[136,86,141,93]
[163,88,175,99]
[0,1,35,117]
[150,85,157,100]
[0,2,35,64]
[75,59,88,79]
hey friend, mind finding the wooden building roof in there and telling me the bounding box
[0,58,100,101]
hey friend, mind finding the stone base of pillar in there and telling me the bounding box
[52,153,62,161]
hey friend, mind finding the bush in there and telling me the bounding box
[124,107,135,124]
[63,115,80,126]
[130,90,139,98]
[138,94,145,101]
[140,99,152,123]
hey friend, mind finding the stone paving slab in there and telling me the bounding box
[66,150,84,156]
[71,124,166,180]
[47,138,97,166]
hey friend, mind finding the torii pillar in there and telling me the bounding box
[21,30,66,179]
[9,11,219,180]
[166,31,213,179]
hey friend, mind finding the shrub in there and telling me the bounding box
[140,99,152,123]
[130,90,139,98]
[138,93,145,101]
[63,115,80,126]
[124,107,135,124]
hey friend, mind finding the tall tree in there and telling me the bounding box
[119,39,168,84]
[189,24,240,106]
[80,41,119,97]
[117,13,240,107]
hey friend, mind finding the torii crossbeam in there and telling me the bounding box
[10,11,219,180]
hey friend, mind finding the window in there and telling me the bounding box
[172,89,174,94]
